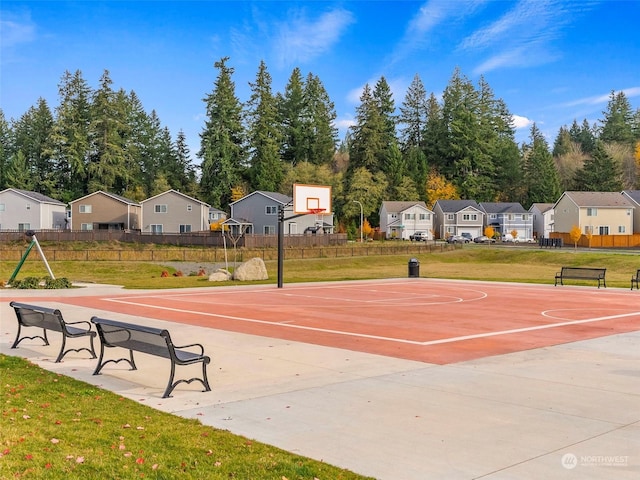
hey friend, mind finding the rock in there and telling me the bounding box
[233,257,268,281]
[208,269,232,282]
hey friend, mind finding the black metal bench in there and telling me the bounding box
[90,316,211,398]
[9,301,97,363]
[554,267,606,288]
[632,269,640,290]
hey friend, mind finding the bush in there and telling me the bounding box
[12,276,42,289]
[44,277,73,289]
[12,277,72,289]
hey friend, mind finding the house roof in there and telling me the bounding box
[434,199,482,212]
[71,190,140,206]
[480,202,527,214]
[141,189,210,207]
[557,191,634,208]
[529,203,554,213]
[230,190,292,206]
[381,201,432,213]
[622,190,640,205]
[2,188,66,206]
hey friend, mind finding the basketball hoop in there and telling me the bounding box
[308,208,326,226]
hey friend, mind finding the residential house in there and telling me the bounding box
[529,203,555,239]
[208,207,227,225]
[379,201,434,240]
[141,189,210,233]
[622,190,640,233]
[553,191,634,235]
[69,191,141,231]
[0,188,67,231]
[480,202,534,241]
[432,200,485,240]
[225,190,334,236]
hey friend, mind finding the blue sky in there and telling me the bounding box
[2,0,639,164]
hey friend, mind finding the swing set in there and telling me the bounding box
[8,231,56,285]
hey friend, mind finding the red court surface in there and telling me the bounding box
[44,279,640,364]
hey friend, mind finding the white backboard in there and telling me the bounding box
[293,184,332,214]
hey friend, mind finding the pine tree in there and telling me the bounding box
[303,73,337,165]
[0,110,12,190]
[199,57,246,209]
[573,140,623,191]
[398,74,428,152]
[523,123,562,205]
[348,84,386,174]
[600,90,634,144]
[278,67,307,165]
[246,60,283,192]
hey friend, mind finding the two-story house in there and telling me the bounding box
[622,190,640,233]
[379,201,434,240]
[529,203,555,239]
[480,202,534,241]
[141,190,210,233]
[226,191,334,236]
[0,188,67,231]
[69,191,140,230]
[432,200,484,240]
[553,191,634,235]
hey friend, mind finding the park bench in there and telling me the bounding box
[554,267,606,288]
[632,269,640,290]
[9,301,97,363]
[90,316,211,398]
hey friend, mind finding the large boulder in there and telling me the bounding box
[233,257,268,281]
[208,269,232,282]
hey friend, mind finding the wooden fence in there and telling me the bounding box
[549,232,640,248]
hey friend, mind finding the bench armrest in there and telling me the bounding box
[174,342,205,356]
[65,320,93,330]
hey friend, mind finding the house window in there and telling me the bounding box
[26,203,31,210]
[419,213,430,220]
[81,223,93,231]
[79,204,92,213]
[18,223,31,231]
[490,214,496,219]
[584,226,593,234]
[179,224,192,233]
[390,213,397,219]
[507,214,513,221]
[447,214,454,220]
[266,206,277,215]
[151,224,163,233]
[462,214,477,221]
[587,208,597,216]
[598,226,609,235]
[0,203,5,211]
[187,204,192,211]
[264,225,275,234]
[618,225,626,233]
[155,204,168,213]
[404,213,415,220]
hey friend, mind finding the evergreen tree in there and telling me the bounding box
[600,90,634,144]
[174,130,198,195]
[422,93,445,172]
[398,73,428,152]
[569,119,596,154]
[5,151,33,190]
[348,84,386,174]
[49,70,92,201]
[573,140,623,191]
[278,67,307,165]
[523,123,562,206]
[552,126,572,157]
[0,110,12,190]
[372,76,397,150]
[12,98,56,195]
[246,60,283,192]
[303,73,338,165]
[199,57,246,209]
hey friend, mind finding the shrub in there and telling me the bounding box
[11,277,73,289]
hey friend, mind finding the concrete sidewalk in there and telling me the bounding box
[1,284,639,479]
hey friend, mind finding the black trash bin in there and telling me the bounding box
[408,258,420,278]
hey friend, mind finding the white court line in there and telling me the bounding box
[103,297,640,346]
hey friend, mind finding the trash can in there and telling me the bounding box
[408,258,420,278]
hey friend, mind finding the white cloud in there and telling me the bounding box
[512,114,532,129]
[561,86,640,108]
[274,8,354,67]
[0,10,36,48]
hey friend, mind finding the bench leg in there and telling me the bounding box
[163,359,211,398]
[55,333,98,363]
[11,326,49,349]
[93,347,136,375]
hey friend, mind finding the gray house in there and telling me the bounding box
[432,199,484,239]
[529,203,555,239]
[480,202,534,241]
[0,188,67,231]
[141,189,210,233]
[225,191,334,236]
[622,190,640,233]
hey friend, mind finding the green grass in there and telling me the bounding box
[0,355,372,480]
[2,245,639,288]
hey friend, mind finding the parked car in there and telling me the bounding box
[502,234,534,243]
[410,231,429,241]
[460,233,473,241]
[473,235,496,243]
[447,235,470,244]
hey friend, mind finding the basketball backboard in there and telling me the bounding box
[293,184,332,215]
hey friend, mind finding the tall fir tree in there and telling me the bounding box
[278,67,307,165]
[199,57,246,209]
[303,73,338,165]
[573,140,623,191]
[0,110,12,190]
[348,84,386,175]
[398,73,428,152]
[523,123,562,206]
[246,60,283,192]
[600,90,634,144]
